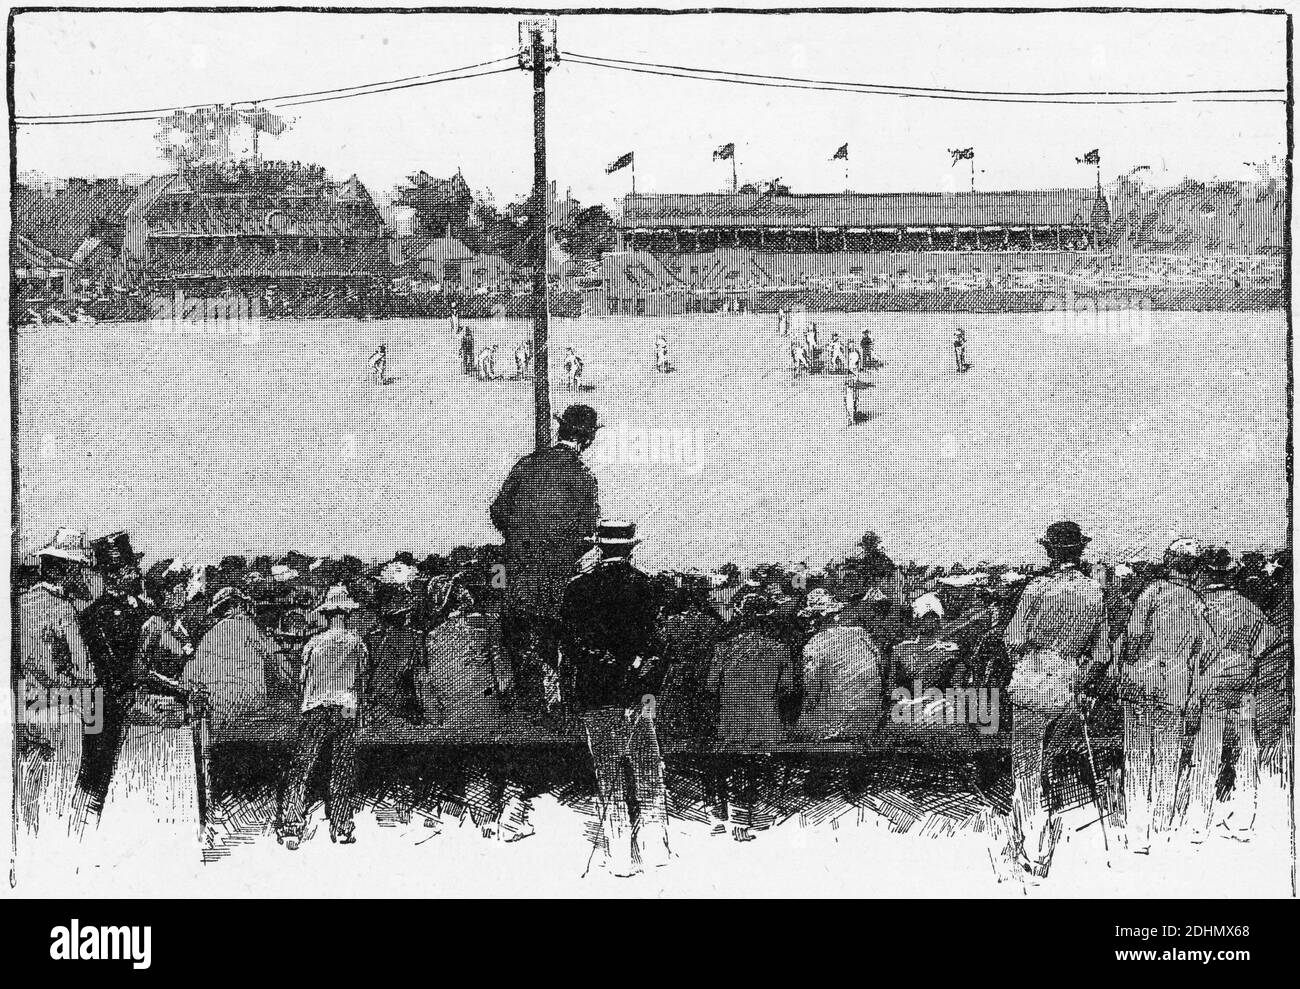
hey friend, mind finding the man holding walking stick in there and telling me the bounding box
[1002,521,1112,878]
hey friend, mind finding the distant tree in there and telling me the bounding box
[395,169,475,238]
[562,205,616,261]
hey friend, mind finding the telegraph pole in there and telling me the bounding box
[521,20,558,451]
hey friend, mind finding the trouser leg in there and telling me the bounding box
[1183,701,1226,837]
[1224,697,1260,833]
[1150,706,1184,835]
[39,723,85,837]
[326,712,360,834]
[1010,707,1059,872]
[281,707,332,834]
[583,708,635,875]
[627,709,670,867]
[1123,703,1155,847]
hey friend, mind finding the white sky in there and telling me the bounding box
[12,9,1288,210]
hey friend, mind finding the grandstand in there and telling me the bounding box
[594,186,1283,314]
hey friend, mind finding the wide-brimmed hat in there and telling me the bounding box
[801,587,845,617]
[556,403,603,438]
[1165,537,1205,561]
[38,528,93,566]
[90,530,143,571]
[315,584,361,615]
[208,585,252,615]
[377,560,421,585]
[585,520,640,548]
[1039,520,1091,550]
[911,591,946,620]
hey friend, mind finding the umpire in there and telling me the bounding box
[490,403,602,717]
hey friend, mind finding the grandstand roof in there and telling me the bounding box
[621,190,1102,230]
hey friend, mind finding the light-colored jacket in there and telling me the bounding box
[1003,564,1109,712]
[1120,576,1221,713]
[792,626,883,740]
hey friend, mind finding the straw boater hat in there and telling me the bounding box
[315,584,361,616]
[585,520,640,549]
[38,528,94,566]
[1165,538,1205,564]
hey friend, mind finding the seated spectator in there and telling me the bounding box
[417,585,512,737]
[791,590,884,740]
[185,586,284,732]
[366,584,424,722]
[706,591,797,749]
[655,577,723,750]
[891,594,962,692]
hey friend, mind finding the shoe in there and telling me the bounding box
[329,825,356,845]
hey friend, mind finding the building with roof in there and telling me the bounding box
[618,189,1106,253]
[137,163,390,301]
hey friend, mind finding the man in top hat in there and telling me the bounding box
[491,403,602,717]
[16,528,97,835]
[1001,520,1111,877]
[560,521,670,875]
[1118,538,1221,852]
[79,531,153,804]
[1185,546,1285,838]
[280,585,369,849]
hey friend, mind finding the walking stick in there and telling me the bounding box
[1079,703,1112,860]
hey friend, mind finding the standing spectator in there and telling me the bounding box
[280,585,368,850]
[560,522,670,876]
[1002,521,1110,877]
[101,561,202,846]
[490,403,601,718]
[1185,547,1285,838]
[1118,539,1222,853]
[79,531,152,808]
[16,528,96,837]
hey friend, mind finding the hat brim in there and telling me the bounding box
[39,548,93,565]
[316,602,361,614]
[1039,536,1091,548]
[585,536,641,546]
